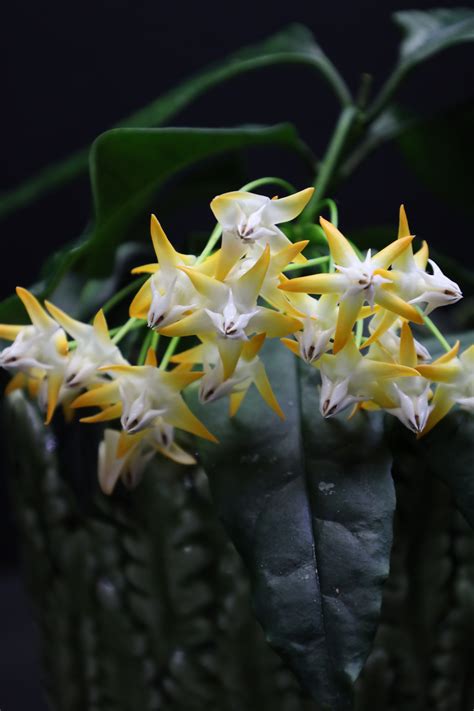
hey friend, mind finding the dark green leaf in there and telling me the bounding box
[398,101,474,215]
[192,340,395,709]
[368,8,474,118]
[0,24,347,222]
[85,124,309,276]
[395,8,474,69]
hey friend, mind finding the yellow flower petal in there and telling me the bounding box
[0,324,23,341]
[399,322,417,368]
[17,287,55,331]
[129,279,152,319]
[253,361,284,420]
[371,235,414,269]
[150,215,180,269]
[375,287,424,324]
[80,402,123,424]
[333,293,364,354]
[45,372,63,425]
[319,217,358,267]
[279,272,346,294]
[166,398,218,443]
[419,386,454,437]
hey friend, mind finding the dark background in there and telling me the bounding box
[1,1,473,708]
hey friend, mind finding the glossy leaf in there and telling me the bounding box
[192,340,396,709]
[368,8,474,118]
[0,24,348,223]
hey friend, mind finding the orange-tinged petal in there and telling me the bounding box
[5,372,26,395]
[249,310,301,338]
[242,333,266,361]
[416,362,461,383]
[280,337,300,357]
[129,279,152,319]
[319,217,358,267]
[333,293,364,354]
[159,311,212,337]
[93,309,110,341]
[145,347,158,367]
[270,241,309,273]
[131,263,159,275]
[398,204,410,239]
[432,341,460,364]
[71,381,119,409]
[233,245,270,309]
[45,301,88,340]
[216,338,243,380]
[229,389,247,417]
[156,441,196,465]
[419,386,454,437]
[265,187,314,223]
[0,324,23,341]
[371,235,414,269]
[170,344,205,364]
[375,287,424,324]
[253,361,284,419]
[414,240,429,270]
[45,372,63,425]
[399,322,417,368]
[80,402,123,424]
[360,311,397,349]
[117,430,146,458]
[279,272,346,294]
[17,287,55,331]
[150,214,179,269]
[178,266,228,304]
[161,369,203,391]
[166,398,218,443]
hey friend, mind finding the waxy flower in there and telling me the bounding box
[98,427,197,495]
[416,341,473,436]
[0,288,68,423]
[44,302,126,389]
[72,347,217,443]
[280,293,339,364]
[129,215,212,329]
[172,333,284,418]
[159,246,301,378]
[374,323,433,434]
[283,335,418,418]
[210,188,314,279]
[280,216,423,352]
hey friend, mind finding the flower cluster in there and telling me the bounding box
[1,187,471,494]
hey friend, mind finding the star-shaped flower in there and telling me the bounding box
[279,216,423,352]
[210,187,314,279]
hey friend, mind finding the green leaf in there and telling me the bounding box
[368,8,474,118]
[398,101,474,215]
[192,340,395,709]
[85,124,309,276]
[0,123,309,322]
[0,24,348,222]
[395,8,474,68]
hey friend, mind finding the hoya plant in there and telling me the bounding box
[1,8,474,711]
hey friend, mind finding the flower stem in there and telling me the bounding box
[101,275,147,315]
[138,330,154,365]
[415,307,451,353]
[159,337,180,370]
[283,256,330,272]
[302,106,358,223]
[355,318,364,347]
[112,317,143,345]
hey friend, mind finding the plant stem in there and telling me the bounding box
[159,337,180,370]
[355,318,364,347]
[315,198,339,227]
[138,330,154,365]
[111,317,143,345]
[303,106,358,223]
[415,307,451,353]
[101,275,147,315]
[283,256,330,272]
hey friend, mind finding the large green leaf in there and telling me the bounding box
[84,124,309,276]
[0,123,308,323]
[192,340,395,709]
[368,8,474,118]
[0,24,348,222]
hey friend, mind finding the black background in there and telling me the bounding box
[1,1,473,708]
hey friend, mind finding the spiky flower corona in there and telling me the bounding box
[1,188,471,493]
